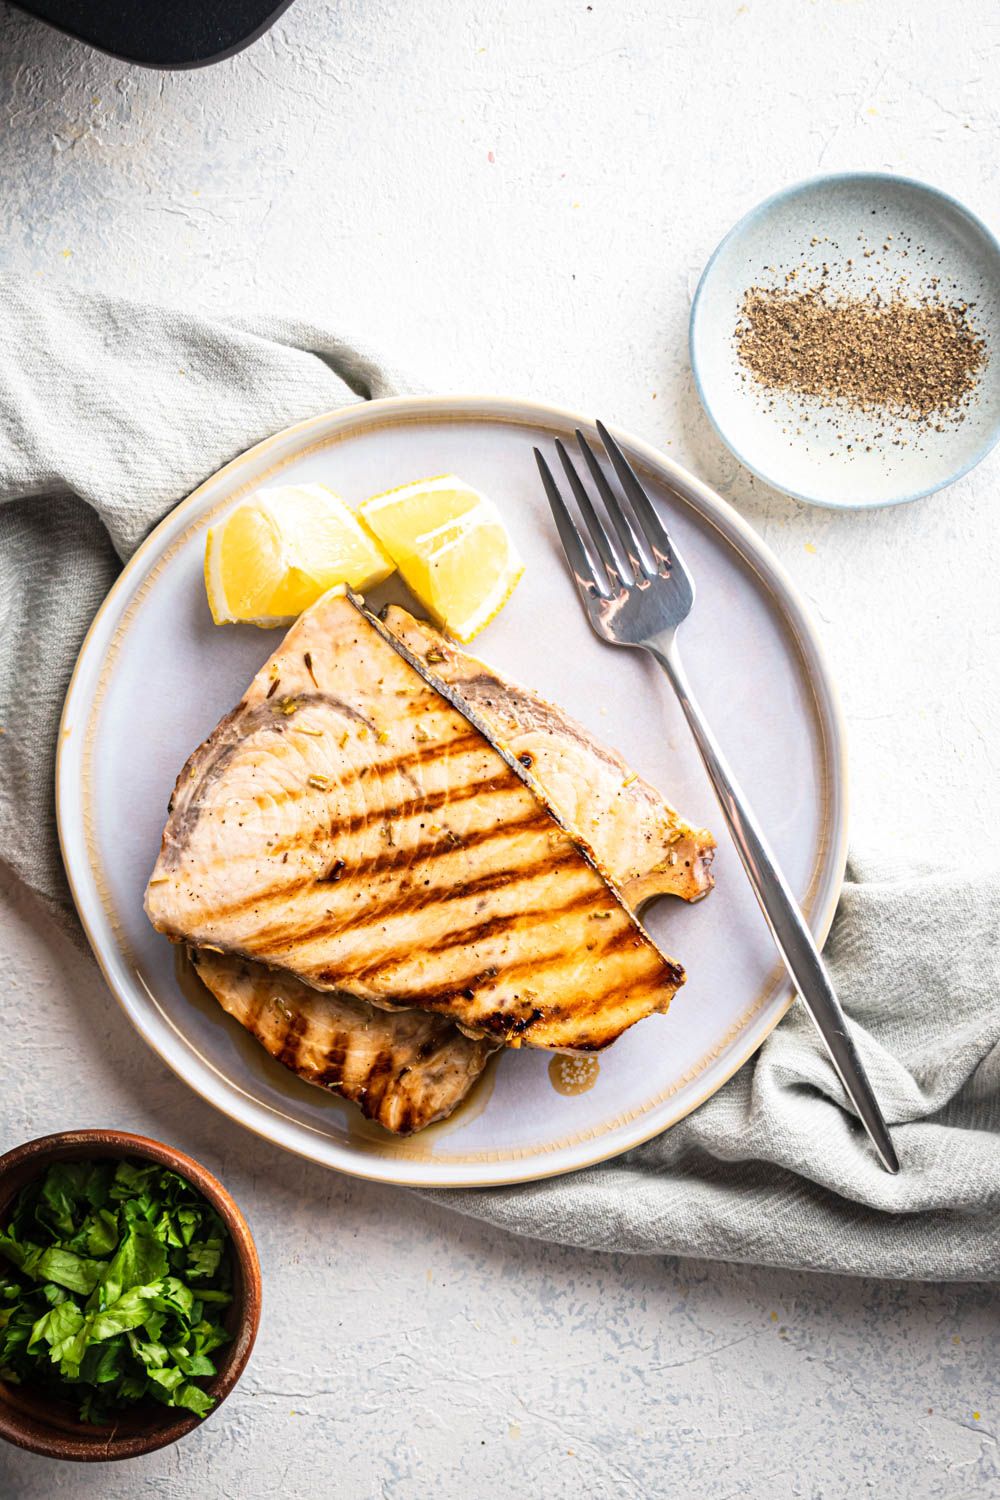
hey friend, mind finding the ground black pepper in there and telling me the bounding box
[735,285,986,425]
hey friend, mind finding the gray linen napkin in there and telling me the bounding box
[2,281,998,1281]
[429,850,1000,1279]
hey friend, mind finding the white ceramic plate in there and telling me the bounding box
[57,395,847,1188]
[691,172,1000,508]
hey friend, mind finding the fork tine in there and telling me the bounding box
[595,419,676,570]
[576,429,654,578]
[533,448,612,598]
[554,439,628,582]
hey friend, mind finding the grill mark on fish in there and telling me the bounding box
[400,850,580,914]
[275,1008,308,1070]
[389,1100,416,1134]
[327,726,486,784]
[315,1041,347,1087]
[201,804,556,929]
[208,727,488,823]
[260,852,585,953]
[372,776,506,824]
[335,885,608,985]
[283,847,580,934]
[368,917,682,1017]
[348,1047,395,1116]
[261,764,504,853]
[251,880,556,959]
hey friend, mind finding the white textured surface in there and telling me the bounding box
[1,0,999,1493]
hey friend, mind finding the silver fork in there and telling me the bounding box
[535,421,899,1175]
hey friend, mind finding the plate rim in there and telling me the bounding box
[689,169,1000,510]
[56,392,849,1188]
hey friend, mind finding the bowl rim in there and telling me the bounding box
[0,1129,261,1463]
[689,169,1000,509]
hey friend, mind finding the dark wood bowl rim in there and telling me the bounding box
[0,1129,261,1462]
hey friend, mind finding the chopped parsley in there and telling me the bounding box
[0,1159,232,1424]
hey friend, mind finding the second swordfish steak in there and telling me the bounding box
[190,946,495,1134]
[146,591,690,1050]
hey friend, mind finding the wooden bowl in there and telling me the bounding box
[0,1129,261,1462]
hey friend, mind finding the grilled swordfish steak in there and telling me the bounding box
[190,947,495,1134]
[381,607,714,908]
[146,590,693,1050]
[190,645,715,1131]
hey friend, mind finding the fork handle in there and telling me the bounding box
[649,634,899,1175]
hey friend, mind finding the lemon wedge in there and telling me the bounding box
[360,475,524,641]
[204,484,394,626]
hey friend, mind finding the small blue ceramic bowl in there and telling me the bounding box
[690,172,1000,508]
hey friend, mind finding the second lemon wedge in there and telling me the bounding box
[204,484,394,626]
[360,475,524,642]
